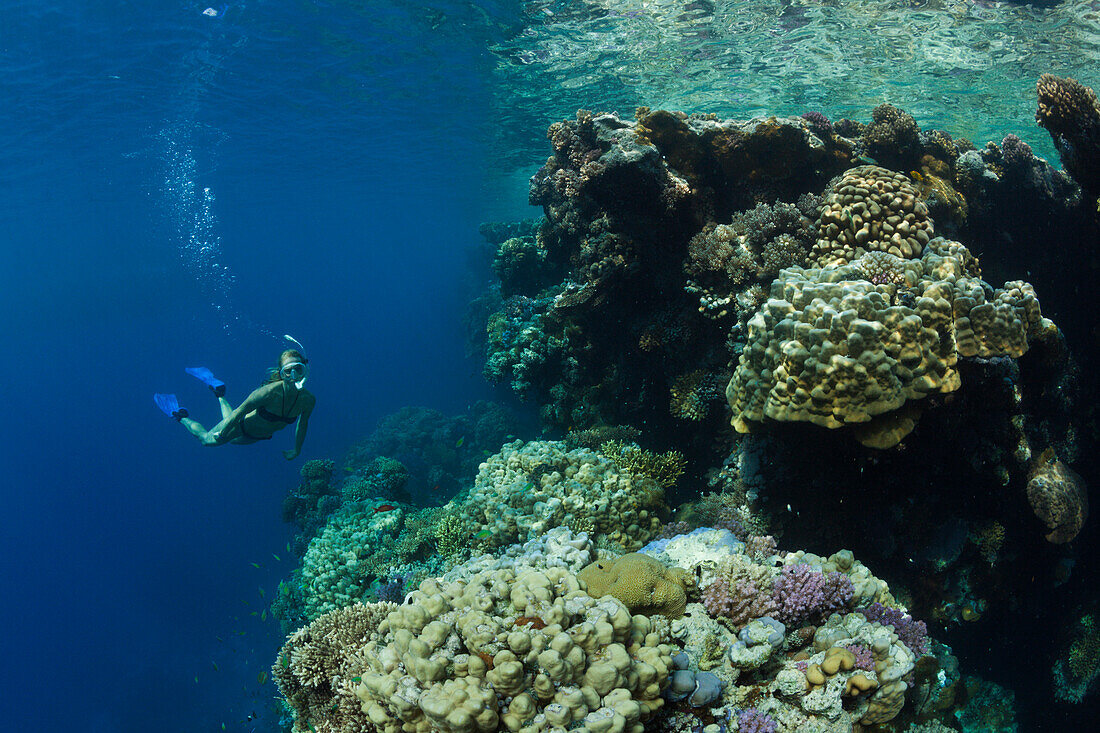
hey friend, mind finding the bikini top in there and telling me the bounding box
[257,406,296,424]
[256,384,300,424]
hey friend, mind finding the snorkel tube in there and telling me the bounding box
[283,334,309,389]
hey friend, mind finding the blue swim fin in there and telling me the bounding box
[154,393,189,421]
[186,367,226,397]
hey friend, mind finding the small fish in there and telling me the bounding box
[351,676,362,683]
[250,611,258,617]
[194,675,199,684]
[482,450,491,457]
[242,599,250,606]
[432,484,440,492]
[258,587,266,599]
[212,661,220,672]
[261,609,267,622]
[455,436,465,447]
[257,671,267,685]
[238,631,247,636]
[374,504,397,513]
[286,542,291,553]
[272,553,281,562]
[216,636,224,643]
[251,562,261,569]
[474,529,492,541]
[307,722,317,732]
[221,724,225,731]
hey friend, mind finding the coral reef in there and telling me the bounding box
[1053,612,1100,703]
[345,402,524,503]
[278,531,674,733]
[273,601,398,732]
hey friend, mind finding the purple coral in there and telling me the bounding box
[1001,134,1034,170]
[738,708,778,733]
[801,111,834,137]
[743,534,778,561]
[858,602,930,655]
[771,564,854,625]
[845,644,875,671]
[702,577,778,627]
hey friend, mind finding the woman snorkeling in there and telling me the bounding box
[154,340,315,460]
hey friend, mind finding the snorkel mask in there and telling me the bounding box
[282,334,309,389]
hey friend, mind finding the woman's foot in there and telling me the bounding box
[185,367,226,397]
[153,393,189,421]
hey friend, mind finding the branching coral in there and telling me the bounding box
[669,369,724,421]
[273,601,398,733]
[771,563,854,626]
[599,440,687,488]
[1035,74,1100,196]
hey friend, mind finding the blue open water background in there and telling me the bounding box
[1,1,1097,730]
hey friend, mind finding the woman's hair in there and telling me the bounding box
[264,349,308,384]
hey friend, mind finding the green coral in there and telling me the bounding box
[600,440,687,488]
[435,512,469,559]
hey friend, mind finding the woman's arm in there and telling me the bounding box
[284,400,313,460]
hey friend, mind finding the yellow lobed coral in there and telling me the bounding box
[727,238,1054,442]
[811,165,934,267]
[578,554,694,618]
[348,566,673,733]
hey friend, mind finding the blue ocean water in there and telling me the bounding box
[1,1,1097,732]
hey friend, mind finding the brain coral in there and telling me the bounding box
[811,165,934,267]
[458,440,665,551]
[1026,448,1089,543]
[578,553,693,618]
[726,238,1054,444]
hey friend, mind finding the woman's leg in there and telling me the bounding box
[179,417,217,445]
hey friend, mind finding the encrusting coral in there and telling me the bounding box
[1026,447,1089,543]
